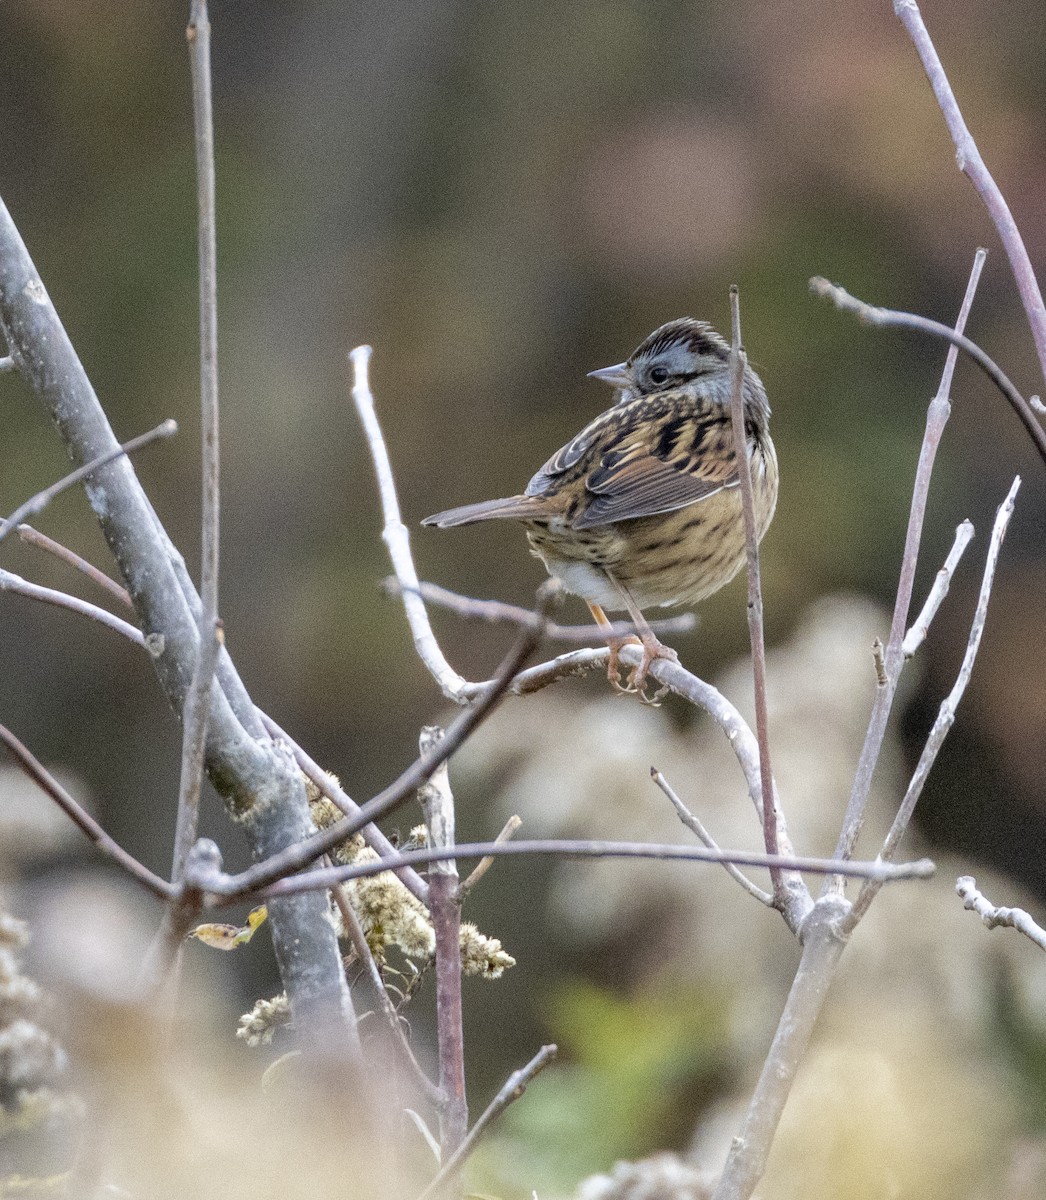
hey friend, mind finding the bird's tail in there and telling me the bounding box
[422,495,549,528]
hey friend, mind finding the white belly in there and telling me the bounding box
[541,556,622,610]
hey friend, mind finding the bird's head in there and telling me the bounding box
[587,318,732,402]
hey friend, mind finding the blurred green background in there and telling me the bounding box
[2,1,1046,1191]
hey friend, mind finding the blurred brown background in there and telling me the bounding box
[2,0,1046,1189]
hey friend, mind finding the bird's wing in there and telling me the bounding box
[524,407,616,498]
[528,400,742,528]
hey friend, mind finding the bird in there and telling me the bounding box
[422,317,778,697]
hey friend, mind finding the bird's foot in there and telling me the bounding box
[632,636,678,704]
[607,635,678,703]
[606,635,642,694]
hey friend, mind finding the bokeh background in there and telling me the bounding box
[2,1,1046,1195]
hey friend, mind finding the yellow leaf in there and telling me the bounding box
[189,906,268,951]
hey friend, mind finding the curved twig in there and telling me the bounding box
[0,723,174,901]
[0,419,178,548]
[810,275,1046,467]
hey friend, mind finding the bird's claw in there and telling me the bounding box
[607,636,642,694]
[606,637,677,702]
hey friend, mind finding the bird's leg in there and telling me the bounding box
[586,601,640,694]
[605,575,678,701]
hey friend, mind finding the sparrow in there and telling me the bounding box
[423,318,778,695]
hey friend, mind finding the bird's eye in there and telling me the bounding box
[649,365,670,386]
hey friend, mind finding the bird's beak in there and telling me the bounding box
[587,362,631,388]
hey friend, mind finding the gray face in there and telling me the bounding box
[628,339,728,396]
[588,318,732,404]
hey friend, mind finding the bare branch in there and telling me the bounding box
[172,0,223,889]
[0,193,356,1058]
[350,345,472,702]
[711,898,849,1200]
[847,476,1020,929]
[418,726,467,1156]
[248,839,936,904]
[15,524,133,608]
[221,584,556,898]
[459,814,522,899]
[0,419,177,548]
[329,871,441,1104]
[0,550,429,907]
[417,1044,558,1200]
[0,355,14,372]
[0,567,145,645]
[0,722,174,901]
[651,769,772,907]
[894,1,1046,379]
[0,543,807,925]
[902,519,975,658]
[823,249,986,880]
[385,578,696,643]
[728,286,785,911]
[956,876,1046,952]
[810,272,1046,468]
[258,711,429,904]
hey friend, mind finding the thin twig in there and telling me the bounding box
[15,524,133,608]
[219,584,557,898]
[728,286,782,907]
[459,815,522,900]
[847,476,1020,930]
[894,0,1046,380]
[329,872,441,1104]
[822,249,986,880]
[902,519,975,658]
[258,711,429,904]
[810,272,1046,467]
[418,726,467,1156]
[0,723,174,901]
[386,578,696,643]
[351,345,472,702]
[246,840,936,904]
[0,567,145,645]
[651,769,772,907]
[0,419,177,548]
[417,1044,558,1200]
[172,0,222,889]
[956,876,1046,953]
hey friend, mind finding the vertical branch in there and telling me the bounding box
[894,1,1046,380]
[847,476,1020,928]
[0,187,356,1062]
[172,0,222,883]
[418,726,468,1158]
[711,899,849,1200]
[826,247,986,879]
[727,287,782,905]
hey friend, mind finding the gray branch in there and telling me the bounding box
[0,194,357,1061]
[956,876,1046,952]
